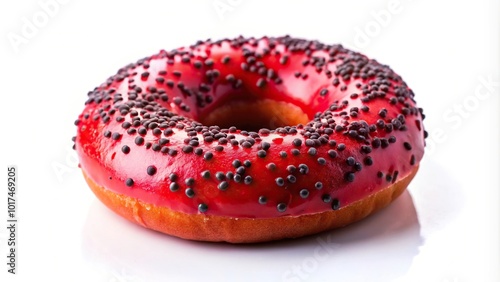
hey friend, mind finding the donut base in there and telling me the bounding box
[83,166,418,243]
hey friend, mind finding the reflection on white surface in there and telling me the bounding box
[409,158,465,237]
[82,190,421,282]
[397,158,468,282]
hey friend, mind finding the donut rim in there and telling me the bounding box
[82,166,418,243]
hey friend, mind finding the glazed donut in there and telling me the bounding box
[75,36,426,243]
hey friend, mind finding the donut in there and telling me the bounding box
[74,36,426,243]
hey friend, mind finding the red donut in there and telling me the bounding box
[75,36,426,243]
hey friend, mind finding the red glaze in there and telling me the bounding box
[75,36,426,218]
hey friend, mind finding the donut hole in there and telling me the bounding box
[200,99,310,131]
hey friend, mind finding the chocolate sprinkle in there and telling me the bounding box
[121,145,130,154]
[258,196,267,204]
[300,189,310,198]
[125,178,134,187]
[146,165,157,176]
[198,203,208,213]
[277,203,287,212]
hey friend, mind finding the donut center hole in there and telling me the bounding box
[200,99,310,131]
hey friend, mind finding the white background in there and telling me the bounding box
[1,0,499,281]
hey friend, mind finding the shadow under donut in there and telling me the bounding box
[82,188,422,282]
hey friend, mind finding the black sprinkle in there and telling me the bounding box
[244,176,253,185]
[198,203,208,213]
[221,56,231,64]
[328,150,337,158]
[185,178,195,186]
[392,171,399,183]
[315,182,323,189]
[277,203,287,212]
[256,78,266,88]
[236,166,246,175]
[275,177,285,187]
[332,199,340,210]
[286,165,296,173]
[125,178,134,187]
[261,142,271,150]
[167,181,181,194]
[258,196,267,204]
[204,152,213,160]
[300,189,309,198]
[233,174,242,183]
[403,142,412,150]
[138,127,147,135]
[363,157,373,166]
[322,194,332,203]
[201,170,210,179]
[293,139,302,147]
[152,144,161,151]
[232,159,242,168]
[372,138,381,148]
[361,145,372,154]
[317,157,326,165]
[386,174,393,182]
[146,165,157,175]
[299,164,309,175]
[354,162,362,171]
[410,155,416,165]
[215,171,225,181]
[344,172,355,182]
[266,163,276,170]
[169,173,178,182]
[305,139,315,147]
[185,187,195,197]
[218,181,229,191]
[121,145,130,154]
[257,150,267,158]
